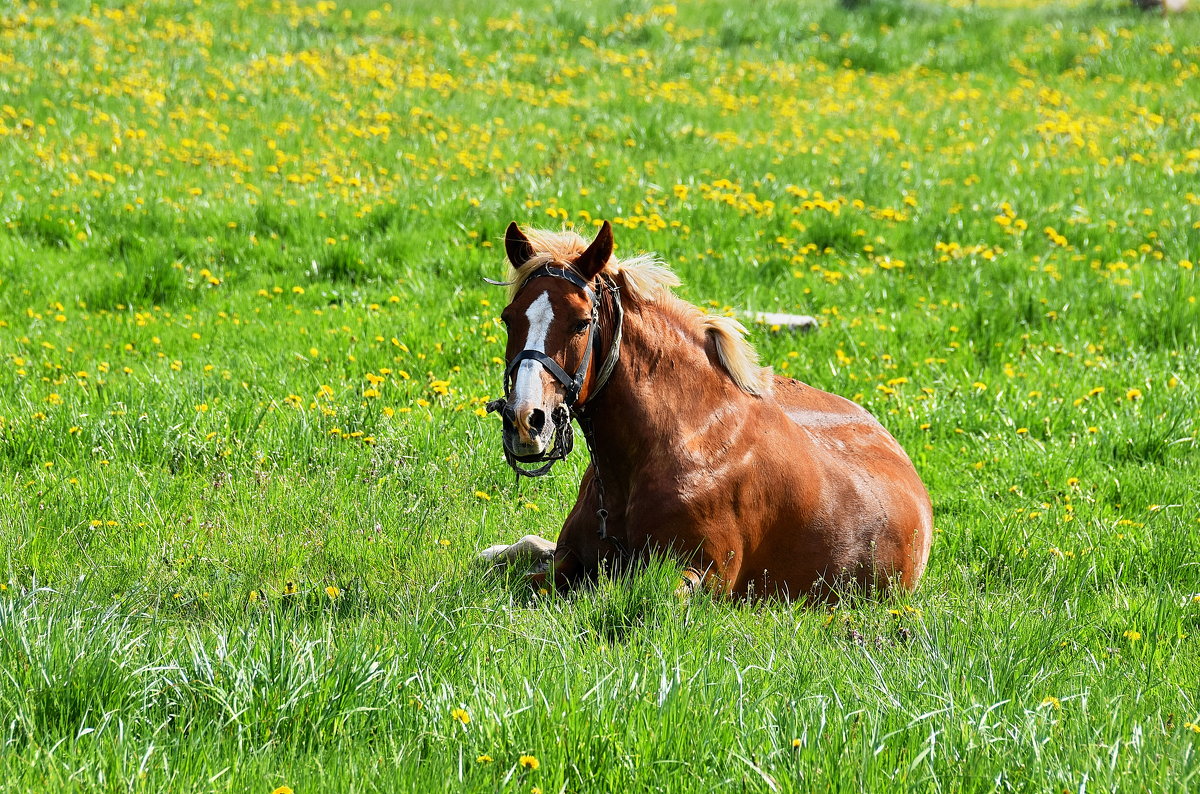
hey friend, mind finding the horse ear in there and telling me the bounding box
[505,222,534,267]
[574,220,613,280]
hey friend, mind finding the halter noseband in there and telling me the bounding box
[485,264,623,478]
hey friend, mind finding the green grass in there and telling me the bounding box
[1,0,1198,790]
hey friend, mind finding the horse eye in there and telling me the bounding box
[573,320,590,335]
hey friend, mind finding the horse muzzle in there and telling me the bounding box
[501,402,568,460]
[488,398,574,472]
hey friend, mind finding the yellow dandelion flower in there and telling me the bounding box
[476,754,493,763]
[451,707,470,725]
[1126,388,1142,401]
[325,585,341,600]
[1123,630,1141,641]
[1041,696,1061,710]
[792,738,801,748]
[518,755,539,770]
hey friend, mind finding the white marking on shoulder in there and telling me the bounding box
[512,291,554,404]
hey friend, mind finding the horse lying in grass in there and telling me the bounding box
[482,221,932,601]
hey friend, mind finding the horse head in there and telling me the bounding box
[497,220,614,463]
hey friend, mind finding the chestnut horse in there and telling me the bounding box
[483,221,932,600]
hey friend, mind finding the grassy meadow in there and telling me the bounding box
[1,0,1199,790]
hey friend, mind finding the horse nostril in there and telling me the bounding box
[527,408,546,435]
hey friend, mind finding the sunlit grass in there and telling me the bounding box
[0,0,1198,791]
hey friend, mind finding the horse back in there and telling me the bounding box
[769,376,911,463]
[755,374,933,592]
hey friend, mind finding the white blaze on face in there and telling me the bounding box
[511,290,555,408]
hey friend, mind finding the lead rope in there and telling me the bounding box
[576,413,628,558]
[577,282,628,558]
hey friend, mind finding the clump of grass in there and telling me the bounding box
[568,555,685,643]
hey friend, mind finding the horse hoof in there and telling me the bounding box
[674,568,704,597]
[478,534,556,568]
[514,534,556,561]
[478,544,512,564]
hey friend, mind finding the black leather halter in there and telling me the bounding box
[485,264,623,478]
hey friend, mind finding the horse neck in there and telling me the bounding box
[581,299,750,481]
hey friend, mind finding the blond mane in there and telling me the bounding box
[503,227,773,396]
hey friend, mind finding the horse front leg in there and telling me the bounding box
[527,543,589,593]
[531,467,617,593]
